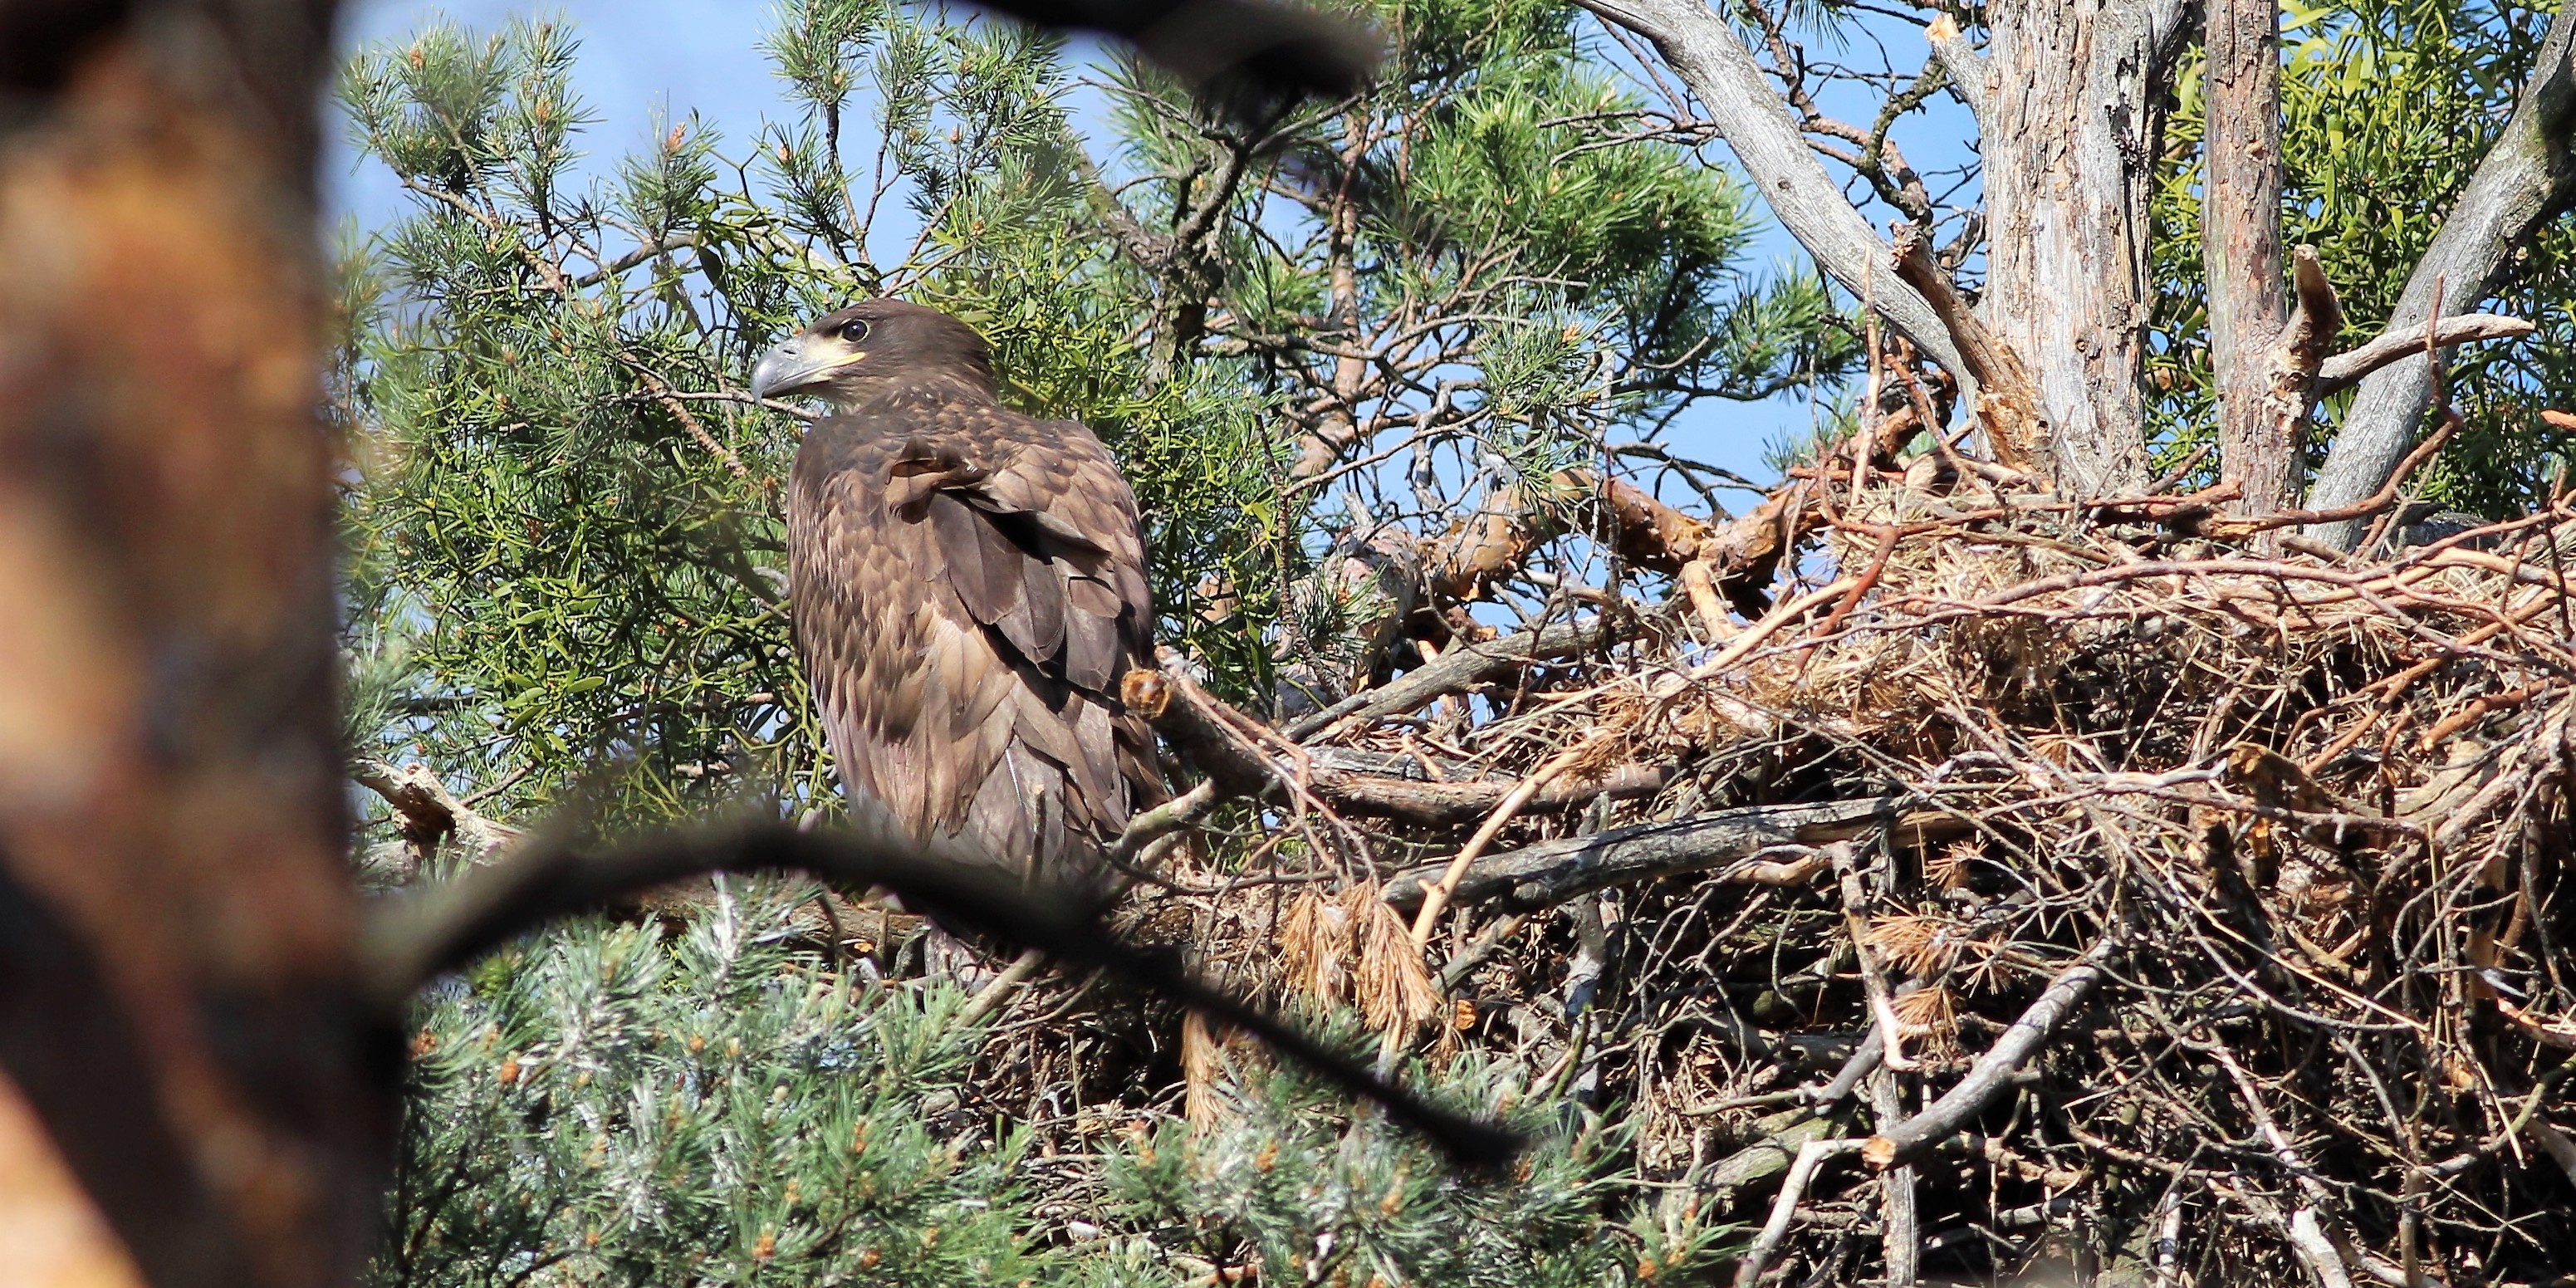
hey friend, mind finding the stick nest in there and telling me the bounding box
[1085,472,2576,1287]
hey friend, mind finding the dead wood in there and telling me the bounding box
[1379,798,1929,913]
[1114,443,2576,1287]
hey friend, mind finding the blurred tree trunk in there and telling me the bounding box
[0,4,376,1288]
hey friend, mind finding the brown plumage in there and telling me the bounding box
[752,300,1161,886]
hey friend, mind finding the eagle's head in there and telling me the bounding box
[749,299,997,412]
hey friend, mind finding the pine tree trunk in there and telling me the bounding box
[1978,0,2187,497]
[2203,0,2296,516]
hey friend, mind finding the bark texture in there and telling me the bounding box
[2203,0,2294,515]
[2301,2,2576,546]
[1980,0,2190,497]
[0,4,374,1287]
[1567,0,1976,393]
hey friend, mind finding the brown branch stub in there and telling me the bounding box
[353,758,526,877]
[1889,223,2045,473]
[2280,246,2346,380]
[2225,245,2347,521]
[1124,666,1279,798]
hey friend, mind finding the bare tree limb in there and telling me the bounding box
[1891,223,2044,472]
[1380,797,1929,913]
[353,759,526,873]
[1922,12,1989,128]
[1872,1066,1921,1288]
[2304,1,2576,544]
[1565,0,1976,394]
[2212,1046,2358,1288]
[1130,664,1665,822]
[1281,615,1619,741]
[2314,313,2535,395]
[1735,1137,1866,1287]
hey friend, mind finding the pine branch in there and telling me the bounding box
[364,823,1525,1168]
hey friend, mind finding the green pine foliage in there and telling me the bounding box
[375,884,1733,1286]
[2147,0,2576,511]
[1109,1041,1731,1286]
[380,880,1046,1287]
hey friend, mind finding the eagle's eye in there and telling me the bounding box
[840,319,872,343]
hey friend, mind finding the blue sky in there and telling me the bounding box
[326,1,1976,493]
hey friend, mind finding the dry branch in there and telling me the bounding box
[1890,224,2045,473]
[1379,798,1929,913]
[1281,615,1618,740]
[354,758,526,874]
[1863,938,2116,1170]
[1307,761,1666,824]
[1736,1138,1866,1287]
[1133,665,1660,824]
[2314,312,2535,394]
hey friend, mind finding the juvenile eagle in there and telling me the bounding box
[752,300,1160,885]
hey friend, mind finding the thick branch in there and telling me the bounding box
[1567,0,1976,394]
[1975,0,2187,496]
[353,758,525,874]
[1736,1137,1866,1287]
[1281,615,1617,740]
[2313,313,2534,395]
[1575,468,1714,573]
[2305,1,2576,542]
[1890,223,2043,472]
[1923,12,1989,126]
[1131,668,1664,822]
[1315,762,1665,825]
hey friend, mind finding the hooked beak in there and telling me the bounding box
[749,333,845,401]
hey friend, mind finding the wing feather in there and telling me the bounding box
[788,395,1160,886]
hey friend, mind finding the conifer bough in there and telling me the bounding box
[366,820,1526,1169]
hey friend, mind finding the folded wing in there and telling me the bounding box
[790,404,1159,884]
